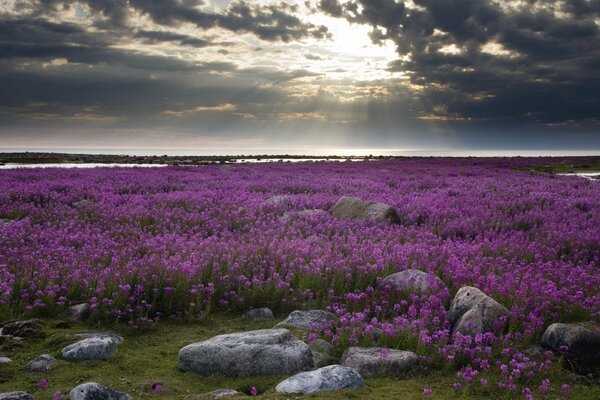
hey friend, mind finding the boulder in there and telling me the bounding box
[66,303,92,322]
[0,392,33,400]
[309,339,334,368]
[73,332,124,344]
[24,354,57,372]
[381,269,450,300]
[261,195,292,207]
[244,308,274,321]
[540,323,600,369]
[0,357,11,364]
[178,328,314,377]
[205,389,242,398]
[341,347,417,378]
[69,383,132,400]
[1,320,44,339]
[332,196,400,224]
[281,209,327,222]
[275,365,365,394]
[448,286,509,336]
[62,337,119,361]
[274,310,336,331]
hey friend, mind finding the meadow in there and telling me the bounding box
[1,157,599,399]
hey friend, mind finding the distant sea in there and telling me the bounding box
[1,148,599,157]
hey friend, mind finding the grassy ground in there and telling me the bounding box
[525,161,600,174]
[1,315,599,399]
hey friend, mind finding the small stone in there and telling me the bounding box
[244,307,274,321]
[62,337,118,361]
[448,286,509,336]
[66,303,92,322]
[205,388,242,398]
[0,392,33,400]
[541,323,600,369]
[261,195,293,207]
[381,269,450,304]
[341,347,417,378]
[24,354,57,372]
[178,328,314,377]
[274,310,336,331]
[332,196,400,224]
[275,364,365,394]
[1,320,44,339]
[69,382,132,400]
[0,357,12,364]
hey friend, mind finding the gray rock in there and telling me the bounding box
[205,389,242,398]
[540,323,600,368]
[1,320,44,339]
[0,392,33,400]
[281,209,327,222]
[24,354,57,372]
[261,195,293,207]
[0,357,11,364]
[341,347,417,378]
[62,337,118,361]
[244,307,274,321]
[381,269,449,299]
[309,339,335,368]
[275,365,365,394]
[448,286,509,336]
[69,382,132,400]
[274,310,336,331]
[66,303,92,322]
[74,332,124,344]
[332,196,400,224]
[178,328,314,377]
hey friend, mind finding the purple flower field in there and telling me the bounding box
[1,157,599,394]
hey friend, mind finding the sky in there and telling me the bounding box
[0,0,599,154]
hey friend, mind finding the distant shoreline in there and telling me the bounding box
[2,151,600,166]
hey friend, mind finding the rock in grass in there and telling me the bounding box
[261,195,293,207]
[0,357,12,364]
[540,323,600,368]
[1,320,44,339]
[205,388,242,398]
[332,196,400,224]
[244,307,274,321]
[274,310,336,331]
[24,354,57,372]
[275,364,364,394]
[62,337,119,361]
[73,332,124,344]
[381,269,450,299]
[0,392,33,400]
[178,328,314,377]
[69,382,132,400]
[309,339,334,368]
[448,286,509,336]
[66,303,92,322]
[341,347,417,378]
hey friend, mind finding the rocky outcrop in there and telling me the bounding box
[1,320,44,339]
[244,308,274,321]
[178,329,314,377]
[62,336,121,361]
[341,347,418,378]
[541,323,600,369]
[24,354,57,372]
[332,196,400,224]
[448,286,509,336]
[274,310,336,331]
[275,365,364,394]
[69,383,132,400]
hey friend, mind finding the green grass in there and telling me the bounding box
[524,161,600,174]
[1,315,599,399]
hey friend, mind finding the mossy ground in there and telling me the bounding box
[1,315,599,399]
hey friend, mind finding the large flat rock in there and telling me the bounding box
[178,328,314,377]
[341,347,417,378]
[332,196,400,224]
[62,337,119,361]
[275,365,365,394]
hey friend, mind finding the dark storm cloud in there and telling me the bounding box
[319,0,600,126]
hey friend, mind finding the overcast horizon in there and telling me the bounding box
[1,0,599,153]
